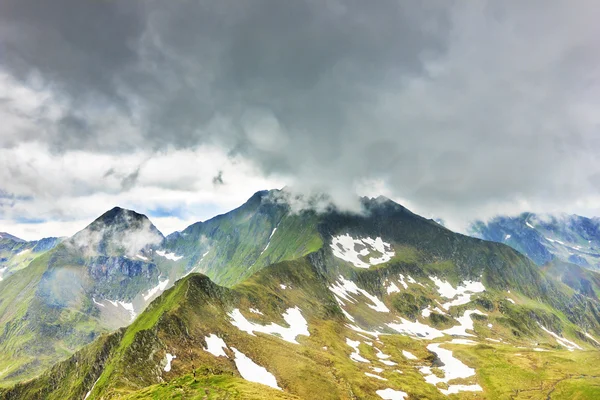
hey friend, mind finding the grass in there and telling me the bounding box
[3,195,600,399]
[122,373,300,399]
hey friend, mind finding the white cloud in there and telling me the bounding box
[0,142,283,240]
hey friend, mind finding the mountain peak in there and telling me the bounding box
[69,207,164,257]
[95,206,148,225]
[0,232,25,242]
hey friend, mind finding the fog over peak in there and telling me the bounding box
[1,0,600,239]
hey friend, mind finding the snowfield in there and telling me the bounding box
[429,276,486,310]
[376,388,408,400]
[155,250,183,261]
[231,347,280,390]
[330,234,395,268]
[203,334,228,357]
[118,301,136,321]
[443,310,487,337]
[143,278,169,301]
[329,276,389,313]
[419,343,483,395]
[229,307,309,344]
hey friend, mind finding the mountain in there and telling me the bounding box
[542,260,600,300]
[0,232,61,282]
[469,212,600,270]
[0,192,326,386]
[0,233,25,242]
[0,208,170,385]
[161,189,323,286]
[2,194,600,399]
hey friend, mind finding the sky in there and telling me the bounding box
[1,0,600,240]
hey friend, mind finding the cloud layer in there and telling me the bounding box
[1,0,600,238]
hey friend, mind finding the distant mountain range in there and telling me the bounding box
[1,192,600,399]
[0,233,61,282]
[469,213,600,269]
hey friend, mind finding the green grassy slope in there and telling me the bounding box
[3,244,600,400]
[163,190,323,287]
[0,209,168,385]
[3,192,600,398]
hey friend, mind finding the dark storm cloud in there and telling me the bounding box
[1,0,600,224]
[0,0,144,99]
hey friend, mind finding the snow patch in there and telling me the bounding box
[402,350,417,360]
[365,372,387,381]
[506,298,516,304]
[249,308,263,315]
[232,347,280,390]
[229,307,309,344]
[585,332,600,345]
[203,334,228,357]
[329,276,389,313]
[419,343,482,395]
[504,234,511,240]
[539,324,582,351]
[346,338,370,363]
[164,353,176,372]
[386,281,401,294]
[429,276,485,310]
[279,284,288,290]
[375,347,391,359]
[104,299,136,320]
[143,278,170,301]
[118,301,136,321]
[156,250,183,261]
[260,227,278,255]
[135,254,148,261]
[84,377,100,400]
[348,324,384,337]
[340,307,356,322]
[92,298,105,308]
[387,318,444,340]
[442,310,486,337]
[330,234,395,268]
[545,237,565,245]
[376,388,408,400]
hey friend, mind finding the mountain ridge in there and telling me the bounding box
[470,212,600,270]
[2,191,600,398]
